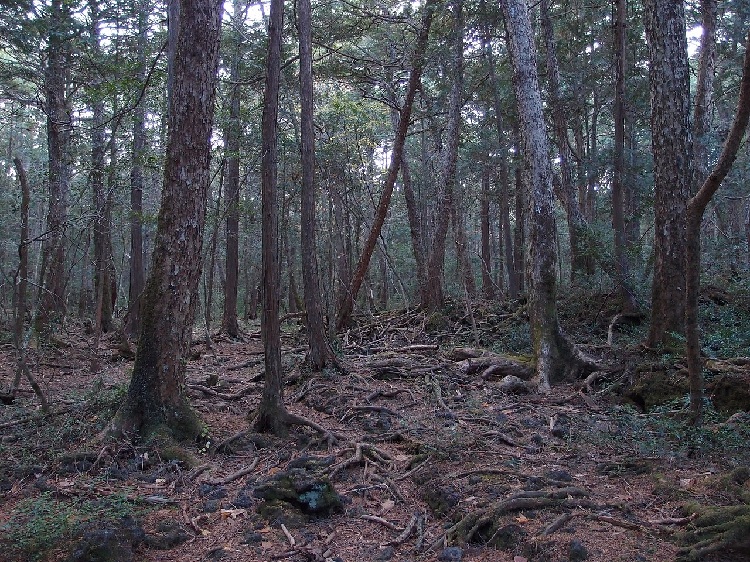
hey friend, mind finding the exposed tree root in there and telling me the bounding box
[436,487,592,549]
[677,504,750,561]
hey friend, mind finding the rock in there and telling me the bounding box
[551,414,571,439]
[487,524,525,549]
[421,482,460,516]
[203,499,221,513]
[233,492,253,508]
[242,531,263,544]
[497,375,530,394]
[438,546,463,561]
[375,545,394,560]
[568,539,589,562]
[254,465,342,525]
[545,469,573,482]
[144,520,190,550]
[67,517,144,562]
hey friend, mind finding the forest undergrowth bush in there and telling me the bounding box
[0,491,142,561]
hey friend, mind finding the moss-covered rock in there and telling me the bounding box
[626,370,689,411]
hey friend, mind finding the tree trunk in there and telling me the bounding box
[644,0,692,347]
[254,0,288,434]
[501,0,596,391]
[336,0,436,329]
[128,0,148,338]
[422,0,464,312]
[540,0,586,281]
[108,0,223,441]
[611,0,638,313]
[222,2,243,338]
[480,164,494,300]
[686,30,750,422]
[37,0,71,331]
[692,0,717,191]
[298,0,336,372]
[481,27,519,299]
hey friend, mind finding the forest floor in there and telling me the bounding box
[0,290,749,562]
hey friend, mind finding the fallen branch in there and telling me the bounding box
[203,458,259,486]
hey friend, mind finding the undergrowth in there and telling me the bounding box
[0,491,141,561]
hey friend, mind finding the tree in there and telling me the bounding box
[36,0,73,331]
[611,0,638,314]
[253,0,287,433]
[127,0,149,339]
[501,0,596,391]
[298,0,337,370]
[423,0,465,312]
[335,0,436,329]
[686,30,750,421]
[108,0,223,440]
[643,0,692,347]
[221,0,244,339]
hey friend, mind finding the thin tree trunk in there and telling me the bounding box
[423,0,464,312]
[686,32,750,422]
[254,0,287,434]
[299,0,335,374]
[222,3,243,338]
[540,0,586,281]
[336,0,436,329]
[204,172,223,345]
[480,164,494,299]
[612,0,638,313]
[128,0,148,338]
[692,0,717,192]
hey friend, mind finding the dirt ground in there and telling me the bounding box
[0,302,749,562]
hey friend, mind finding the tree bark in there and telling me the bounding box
[611,0,638,313]
[298,0,336,369]
[480,164,494,300]
[685,30,750,421]
[222,0,243,338]
[128,0,148,338]
[109,0,223,441]
[422,0,464,312]
[37,0,71,331]
[336,0,436,329]
[540,0,587,281]
[254,0,288,434]
[644,0,692,347]
[501,0,596,391]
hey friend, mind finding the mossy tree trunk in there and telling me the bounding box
[502,0,596,391]
[686,30,750,421]
[109,0,223,440]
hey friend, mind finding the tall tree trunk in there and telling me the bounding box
[108,0,223,441]
[480,164,494,299]
[336,0,436,329]
[540,0,586,281]
[481,26,519,299]
[644,0,692,347]
[685,32,750,422]
[423,0,464,312]
[254,0,287,434]
[612,0,638,313]
[501,0,596,391]
[222,1,243,338]
[513,166,525,295]
[37,0,71,331]
[298,0,336,369]
[128,0,148,338]
[692,0,717,191]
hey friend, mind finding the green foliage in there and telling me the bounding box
[0,491,140,561]
[584,400,750,464]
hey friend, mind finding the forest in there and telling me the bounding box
[0,0,749,560]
